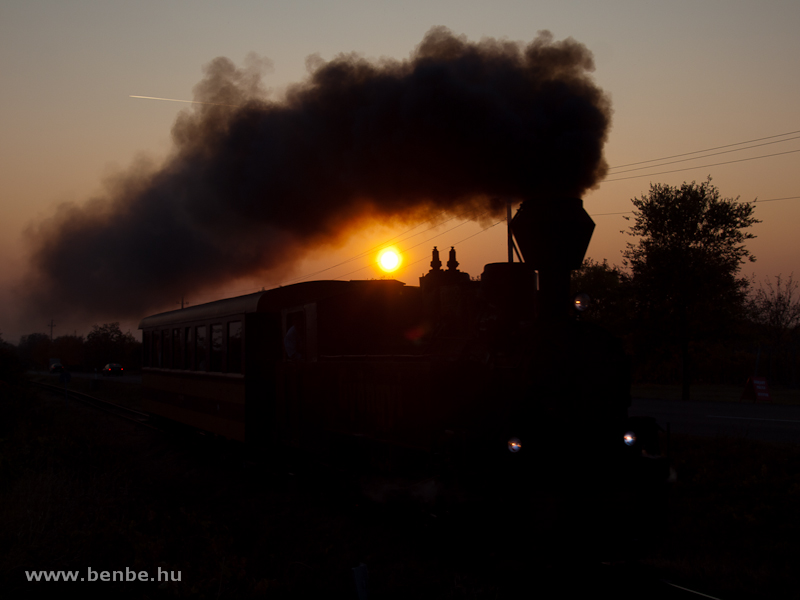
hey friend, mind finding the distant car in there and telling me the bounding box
[102,363,124,376]
[49,363,65,374]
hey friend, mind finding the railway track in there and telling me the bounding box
[29,379,157,430]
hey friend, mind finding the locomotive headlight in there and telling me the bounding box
[623,431,637,447]
[508,437,522,453]
[573,293,591,312]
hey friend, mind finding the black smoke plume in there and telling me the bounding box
[24,27,611,320]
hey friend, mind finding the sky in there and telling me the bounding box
[2,0,799,344]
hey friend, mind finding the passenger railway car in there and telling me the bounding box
[139,199,669,534]
[139,278,435,448]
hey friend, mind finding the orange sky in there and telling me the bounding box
[2,0,799,343]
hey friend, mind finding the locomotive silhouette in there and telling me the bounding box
[140,198,668,541]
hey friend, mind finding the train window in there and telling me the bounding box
[163,329,172,369]
[143,332,151,367]
[196,325,207,371]
[155,331,162,367]
[228,321,242,373]
[284,311,306,360]
[173,328,181,369]
[210,324,223,372]
[184,327,192,370]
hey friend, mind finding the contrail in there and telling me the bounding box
[130,95,238,107]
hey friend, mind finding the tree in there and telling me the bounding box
[0,334,24,385]
[748,274,800,385]
[85,323,140,370]
[623,178,759,399]
[570,258,632,333]
[17,333,53,370]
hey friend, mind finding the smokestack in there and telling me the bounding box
[430,246,442,272]
[23,27,611,323]
[447,247,459,272]
[511,198,595,319]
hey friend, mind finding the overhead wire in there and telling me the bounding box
[603,148,800,182]
[213,209,496,296]
[753,195,800,203]
[590,195,800,217]
[607,135,800,175]
[608,128,800,169]
[215,212,452,295]
[243,128,800,287]
[329,211,495,280]
[331,218,505,280]
[282,211,456,284]
[399,219,505,271]
[196,186,798,300]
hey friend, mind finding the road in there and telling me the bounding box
[630,397,800,444]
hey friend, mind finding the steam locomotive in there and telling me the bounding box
[139,198,669,542]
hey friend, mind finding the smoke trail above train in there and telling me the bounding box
[23,26,612,321]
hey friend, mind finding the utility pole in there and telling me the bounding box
[48,319,55,341]
[507,199,513,263]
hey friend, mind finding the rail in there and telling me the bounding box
[29,380,156,430]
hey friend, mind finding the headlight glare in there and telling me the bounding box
[508,437,522,453]
[573,293,591,312]
[623,431,636,447]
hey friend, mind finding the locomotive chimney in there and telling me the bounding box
[430,246,442,271]
[447,246,459,272]
[421,245,470,292]
[510,198,594,320]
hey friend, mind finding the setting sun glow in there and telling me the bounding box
[378,249,401,273]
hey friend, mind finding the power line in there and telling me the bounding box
[608,129,800,169]
[755,195,800,203]
[607,135,800,175]
[589,195,800,217]
[332,219,505,280]
[270,189,800,285]
[213,187,798,297]
[219,209,493,291]
[227,188,799,293]
[218,211,455,295]
[223,128,800,293]
[401,220,505,270]
[603,148,800,182]
[284,212,458,284]
[329,213,493,280]
[211,210,494,297]
[397,213,489,254]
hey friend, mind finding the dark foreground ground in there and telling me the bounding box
[2,382,799,599]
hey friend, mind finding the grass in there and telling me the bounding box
[632,383,800,405]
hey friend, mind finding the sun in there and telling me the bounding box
[378,249,401,273]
